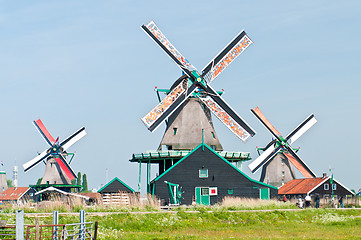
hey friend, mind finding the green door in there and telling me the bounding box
[195,187,210,205]
[260,188,270,200]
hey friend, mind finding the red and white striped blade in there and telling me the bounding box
[251,107,282,140]
[286,114,317,145]
[23,149,50,172]
[248,143,281,173]
[60,127,87,151]
[33,119,55,146]
[54,154,77,180]
[284,146,316,178]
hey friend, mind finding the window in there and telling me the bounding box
[332,184,337,190]
[199,169,208,178]
[324,184,329,190]
[211,145,216,150]
[173,128,177,135]
[282,171,285,177]
[211,132,216,139]
[201,187,209,195]
[228,189,233,195]
[281,159,284,165]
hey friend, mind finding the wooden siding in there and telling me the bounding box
[152,146,277,205]
[99,178,134,194]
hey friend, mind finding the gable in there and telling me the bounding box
[98,177,135,193]
[153,143,276,189]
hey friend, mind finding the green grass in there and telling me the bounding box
[1,208,360,239]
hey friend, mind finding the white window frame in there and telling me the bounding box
[324,183,329,190]
[199,169,208,178]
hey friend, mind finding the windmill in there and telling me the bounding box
[141,20,256,150]
[248,107,317,186]
[22,119,86,190]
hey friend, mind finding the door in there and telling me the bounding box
[195,187,210,205]
[260,188,270,200]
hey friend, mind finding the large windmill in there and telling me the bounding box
[141,20,256,149]
[248,107,317,186]
[22,119,87,192]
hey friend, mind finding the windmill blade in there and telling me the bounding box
[23,149,50,172]
[141,20,197,77]
[60,127,87,151]
[251,107,282,140]
[202,30,253,83]
[248,144,282,173]
[54,154,77,180]
[142,80,198,132]
[200,96,253,142]
[284,146,316,178]
[33,119,56,146]
[286,114,317,145]
[201,84,256,139]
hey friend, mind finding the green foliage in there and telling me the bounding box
[77,172,82,187]
[82,174,88,192]
[71,179,76,185]
[7,179,13,188]
[36,177,42,185]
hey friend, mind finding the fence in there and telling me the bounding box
[0,210,98,240]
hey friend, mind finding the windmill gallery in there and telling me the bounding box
[2,20,354,207]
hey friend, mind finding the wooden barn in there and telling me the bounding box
[149,143,278,205]
[98,177,136,205]
[279,174,355,201]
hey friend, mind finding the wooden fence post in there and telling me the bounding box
[16,210,24,240]
[93,221,98,240]
[35,217,39,240]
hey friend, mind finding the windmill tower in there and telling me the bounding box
[22,119,87,192]
[0,162,8,193]
[157,76,223,151]
[248,107,317,187]
[141,20,256,148]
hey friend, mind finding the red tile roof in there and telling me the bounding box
[279,177,328,195]
[0,187,30,201]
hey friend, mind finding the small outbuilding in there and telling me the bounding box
[279,175,355,202]
[98,177,136,205]
[0,187,37,205]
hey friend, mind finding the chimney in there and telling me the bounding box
[322,173,327,178]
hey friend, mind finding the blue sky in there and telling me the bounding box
[0,1,360,193]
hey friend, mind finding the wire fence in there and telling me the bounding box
[0,210,98,240]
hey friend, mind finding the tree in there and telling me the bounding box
[71,179,76,185]
[82,174,88,192]
[36,177,43,185]
[7,179,13,188]
[77,172,82,187]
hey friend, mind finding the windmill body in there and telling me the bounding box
[259,153,296,187]
[248,107,317,186]
[22,119,87,192]
[159,92,223,151]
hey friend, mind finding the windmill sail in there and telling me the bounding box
[142,80,198,132]
[200,96,253,142]
[142,20,196,76]
[202,30,253,83]
[286,114,317,145]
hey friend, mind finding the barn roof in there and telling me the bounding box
[98,177,135,193]
[279,176,355,196]
[151,143,277,189]
[278,177,326,195]
[0,187,31,201]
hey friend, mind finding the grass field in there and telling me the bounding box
[1,208,361,239]
[1,197,361,239]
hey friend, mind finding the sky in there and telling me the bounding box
[0,1,360,193]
